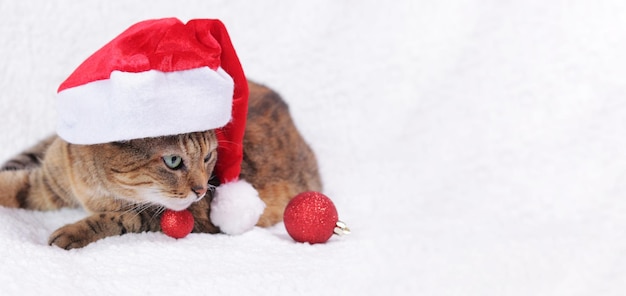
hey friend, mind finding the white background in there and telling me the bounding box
[1,1,626,295]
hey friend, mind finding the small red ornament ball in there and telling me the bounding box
[283,191,338,244]
[160,209,195,239]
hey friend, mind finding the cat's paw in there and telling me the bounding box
[48,223,99,250]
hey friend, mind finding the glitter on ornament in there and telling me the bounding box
[160,209,195,239]
[283,191,350,244]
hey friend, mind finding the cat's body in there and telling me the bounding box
[0,81,322,249]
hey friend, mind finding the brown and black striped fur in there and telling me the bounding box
[0,81,322,249]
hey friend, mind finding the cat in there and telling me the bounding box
[0,81,322,249]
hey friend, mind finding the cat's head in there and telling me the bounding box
[92,131,218,211]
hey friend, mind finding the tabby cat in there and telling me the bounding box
[0,81,322,249]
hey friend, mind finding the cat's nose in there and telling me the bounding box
[192,186,207,199]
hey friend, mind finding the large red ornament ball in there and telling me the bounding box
[160,209,195,239]
[283,191,338,244]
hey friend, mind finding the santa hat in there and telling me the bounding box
[56,18,265,235]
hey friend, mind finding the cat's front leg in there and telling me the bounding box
[48,211,160,250]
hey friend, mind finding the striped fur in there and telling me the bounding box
[0,81,322,249]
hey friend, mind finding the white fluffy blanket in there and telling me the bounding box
[1,1,626,295]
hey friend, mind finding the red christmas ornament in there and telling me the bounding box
[283,191,350,244]
[160,209,195,239]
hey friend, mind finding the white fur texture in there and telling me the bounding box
[57,67,233,144]
[210,180,266,235]
[138,187,202,212]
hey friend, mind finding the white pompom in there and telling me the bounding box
[210,179,266,235]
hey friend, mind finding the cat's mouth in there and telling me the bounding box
[162,195,197,211]
[139,189,202,211]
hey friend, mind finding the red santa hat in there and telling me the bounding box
[56,18,265,235]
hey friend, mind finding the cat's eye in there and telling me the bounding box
[163,155,183,170]
[204,152,214,163]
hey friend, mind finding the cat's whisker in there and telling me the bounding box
[151,205,167,222]
[134,202,151,213]
[122,203,145,217]
[216,140,239,152]
[207,183,217,196]
[122,201,163,228]
[119,200,154,219]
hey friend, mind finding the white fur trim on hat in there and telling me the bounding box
[210,179,266,235]
[57,67,234,144]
